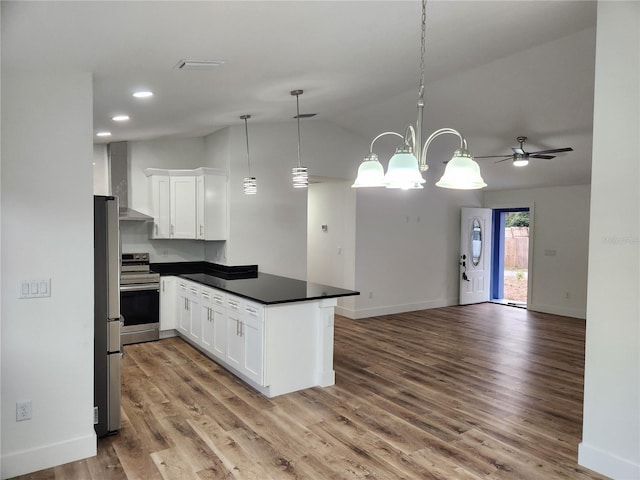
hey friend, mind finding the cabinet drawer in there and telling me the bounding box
[244,302,264,321]
[227,296,242,311]
[201,288,213,303]
[212,292,226,306]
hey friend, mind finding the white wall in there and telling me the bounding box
[92,144,109,195]
[353,186,483,318]
[1,72,96,478]
[205,120,366,280]
[579,3,640,479]
[484,184,590,319]
[307,181,356,316]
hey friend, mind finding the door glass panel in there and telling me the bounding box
[471,218,482,266]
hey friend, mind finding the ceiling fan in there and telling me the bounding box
[475,136,573,167]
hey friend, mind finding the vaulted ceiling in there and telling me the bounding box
[1,1,597,191]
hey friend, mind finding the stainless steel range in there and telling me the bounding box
[120,253,160,345]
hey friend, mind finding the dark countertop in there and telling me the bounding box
[150,262,359,305]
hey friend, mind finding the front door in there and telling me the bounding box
[460,208,492,305]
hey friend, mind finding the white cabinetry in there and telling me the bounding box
[201,288,226,355]
[196,174,226,240]
[225,295,264,385]
[149,175,170,239]
[172,277,338,398]
[160,276,177,336]
[177,280,200,337]
[145,168,227,240]
[170,176,197,239]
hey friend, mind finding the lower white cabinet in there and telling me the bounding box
[225,295,264,385]
[211,293,227,359]
[171,277,337,398]
[177,281,200,338]
[160,276,176,333]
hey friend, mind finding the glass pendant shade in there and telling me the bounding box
[384,147,425,189]
[243,176,257,194]
[292,167,308,188]
[436,150,487,190]
[352,153,386,188]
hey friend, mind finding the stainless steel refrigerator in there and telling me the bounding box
[94,195,122,437]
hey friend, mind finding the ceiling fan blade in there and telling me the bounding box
[512,147,525,155]
[475,155,512,159]
[529,147,573,155]
[530,154,555,159]
[494,157,514,164]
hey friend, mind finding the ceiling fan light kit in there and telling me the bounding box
[475,135,573,167]
[352,0,486,191]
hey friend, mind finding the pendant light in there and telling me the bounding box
[291,89,309,189]
[352,0,486,190]
[240,115,257,195]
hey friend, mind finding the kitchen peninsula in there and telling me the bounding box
[152,262,359,397]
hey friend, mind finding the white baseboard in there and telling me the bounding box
[1,432,96,480]
[346,298,458,320]
[529,303,587,319]
[579,441,640,480]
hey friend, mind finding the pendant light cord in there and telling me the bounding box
[243,116,251,176]
[295,93,302,168]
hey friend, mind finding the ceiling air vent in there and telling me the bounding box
[174,59,225,70]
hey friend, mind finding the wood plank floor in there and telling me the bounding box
[12,304,610,479]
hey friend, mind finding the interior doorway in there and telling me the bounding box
[491,208,530,307]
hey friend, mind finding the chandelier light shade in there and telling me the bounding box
[352,0,486,191]
[384,146,426,189]
[240,114,257,195]
[351,153,386,188]
[435,149,487,189]
[291,89,309,189]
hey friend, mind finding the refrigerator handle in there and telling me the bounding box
[106,198,121,319]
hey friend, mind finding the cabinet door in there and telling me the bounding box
[160,277,176,331]
[226,311,243,371]
[170,176,196,239]
[242,303,264,385]
[177,282,189,335]
[196,175,206,240]
[211,304,227,360]
[200,290,214,350]
[188,285,201,343]
[149,175,170,239]
[200,174,227,240]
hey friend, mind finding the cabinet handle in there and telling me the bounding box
[200,225,204,235]
[171,224,174,235]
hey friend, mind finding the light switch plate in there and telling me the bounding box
[19,279,51,299]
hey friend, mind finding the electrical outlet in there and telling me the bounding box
[16,401,32,421]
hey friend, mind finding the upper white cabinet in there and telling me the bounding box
[145,167,227,240]
[196,174,227,240]
[149,175,170,239]
[171,176,197,239]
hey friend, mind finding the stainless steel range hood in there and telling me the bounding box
[109,142,153,222]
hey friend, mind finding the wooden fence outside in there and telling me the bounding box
[505,227,529,269]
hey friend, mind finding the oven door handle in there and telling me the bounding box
[120,284,160,292]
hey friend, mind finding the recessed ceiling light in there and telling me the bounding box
[96,131,111,137]
[133,91,153,98]
[112,115,130,122]
[174,59,225,70]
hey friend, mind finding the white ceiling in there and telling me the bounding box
[1,0,597,191]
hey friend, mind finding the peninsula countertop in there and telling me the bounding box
[151,261,359,305]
